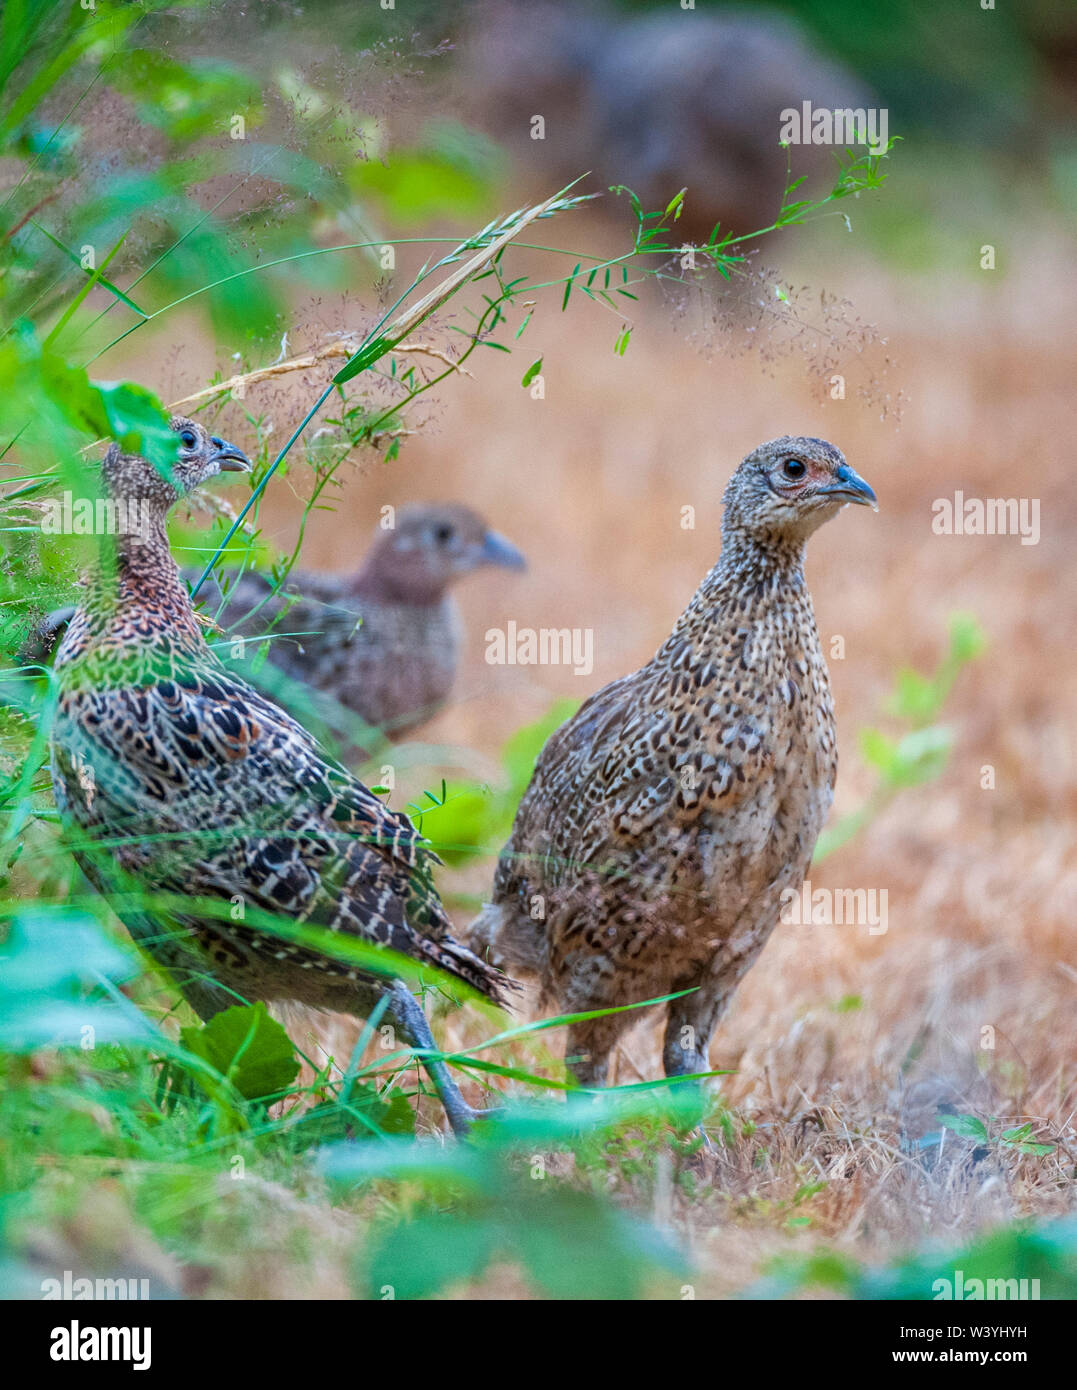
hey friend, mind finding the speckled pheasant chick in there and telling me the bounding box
[51,417,510,1134]
[471,436,876,1088]
[194,503,526,746]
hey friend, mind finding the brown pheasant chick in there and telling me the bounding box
[193,504,526,746]
[470,436,876,1089]
[51,417,510,1134]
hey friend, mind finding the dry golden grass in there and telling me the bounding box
[111,215,1077,1294]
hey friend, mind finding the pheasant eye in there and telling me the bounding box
[782,459,806,479]
[179,430,197,449]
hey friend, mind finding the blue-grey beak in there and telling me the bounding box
[819,462,877,509]
[479,529,527,571]
[210,436,250,472]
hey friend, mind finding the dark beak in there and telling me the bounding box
[478,529,527,571]
[819,462,877,510]
[210,436,251,472]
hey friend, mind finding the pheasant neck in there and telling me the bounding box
[83,507,202,641]
[349,564,446,607]
[713,527,807,587]
[668,528,810,653]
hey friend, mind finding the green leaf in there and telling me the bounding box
[43,233,128,350]
[421,699,579,863]
[180,1001,299,1103]
[502,698,578,791]
[887,667,937,721]
[364,1214,498,1299]
[949,612,988,664]
[520,357,543,388]
[469,1090,710,1145]
[761,1217,1077,1301]
[107,51,263,145]
[0,908,152,1051]
[859,726,897,775]
[284,1087,414,1148]
[664,188,686,220]
[333,334,395,386]
[561,262,581,311]
[939,1113,989,1143]
[34,225,147,326]
[0,13,132,142]
[96,380,178,475]
[320,1137,490,1189]
[891,725,951,786]
[32,222,145,318]
[512,1191,684,1299]
[420,784,494,865]
[609,184,643,220]
[1000,1123,1055,1156]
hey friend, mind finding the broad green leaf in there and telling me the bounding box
[939,1113,989,1142]
[96,380,178,474]
[512,1191,683,1299]
[180,1001,299,1102]
[364,1214,498,1300]
[0,908,152,1050]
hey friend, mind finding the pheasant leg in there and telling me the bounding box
[662,996,722,1154]
[385,980,492,1137]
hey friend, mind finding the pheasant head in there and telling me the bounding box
[100,415,249,514]
[352,503,526,605]
[721,435,876,552]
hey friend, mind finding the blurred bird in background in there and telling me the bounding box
[191,504,525,750]
[22,505,526,756]
[464,1,870,236]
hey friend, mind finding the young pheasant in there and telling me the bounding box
[50,418,511,1134]
[191,504,525,745]
[470,436,876,1088]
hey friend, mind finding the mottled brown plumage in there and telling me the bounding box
[190,504,525,747]
[470,436,876,1087]
[50,418,511,1133]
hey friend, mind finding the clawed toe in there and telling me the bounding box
[441,1101,503,1137]
[465,1103,504,1125]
